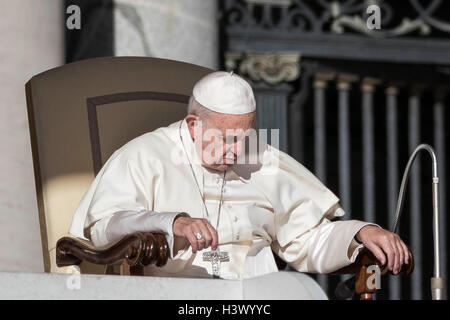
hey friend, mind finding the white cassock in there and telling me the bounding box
[69,119,375,280]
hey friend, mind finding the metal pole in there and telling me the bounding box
[433,94,447,300]
[392,144,445,300]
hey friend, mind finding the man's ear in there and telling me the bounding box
[185,114,199,139]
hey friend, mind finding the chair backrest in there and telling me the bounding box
[25,57,213,273]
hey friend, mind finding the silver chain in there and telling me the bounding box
[179,121,226,230]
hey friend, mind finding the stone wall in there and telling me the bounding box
[0,0,64,272]
[114,0,218,69]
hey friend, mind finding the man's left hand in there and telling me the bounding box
[356,225,410,275]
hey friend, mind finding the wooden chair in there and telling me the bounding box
[25,56,413,298]
[26,56,212,276]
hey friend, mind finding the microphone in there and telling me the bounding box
[334,144,443,300]
[392,144,445,300]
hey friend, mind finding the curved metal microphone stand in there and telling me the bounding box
[392,144,445,300]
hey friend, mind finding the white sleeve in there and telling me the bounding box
[90,210,190,259]
[272,218,379,273]
[258,147,380,273]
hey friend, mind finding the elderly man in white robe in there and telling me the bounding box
[70,71,409,280]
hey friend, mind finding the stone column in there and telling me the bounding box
[0,0,64,272]
[114,0,219,69]
[408,86,423,300]
[385,85,400,299]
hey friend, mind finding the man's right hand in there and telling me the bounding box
[172,215,218,253]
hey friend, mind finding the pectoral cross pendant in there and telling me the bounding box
[203,249,230,278]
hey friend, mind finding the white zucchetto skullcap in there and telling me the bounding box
[193,71,256,115]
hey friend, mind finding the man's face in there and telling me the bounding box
[187,112,256,171]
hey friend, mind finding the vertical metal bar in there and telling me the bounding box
[361,80,377,223]
[289,67,314,163]
[409,90,422,300]
[289,91,304,161]
[314,80,327,182]
[337,78,354,287]
[433,93,447,290]
[337,79,352,216]
[386,85,401,300]
[314,76,328,293]
[254,84,291,152]
[261,4,272,27]
[280,92,288,152]
[280,6,289,29]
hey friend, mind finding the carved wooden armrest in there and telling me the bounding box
[56,232,170,275]
[331,248,414,300]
